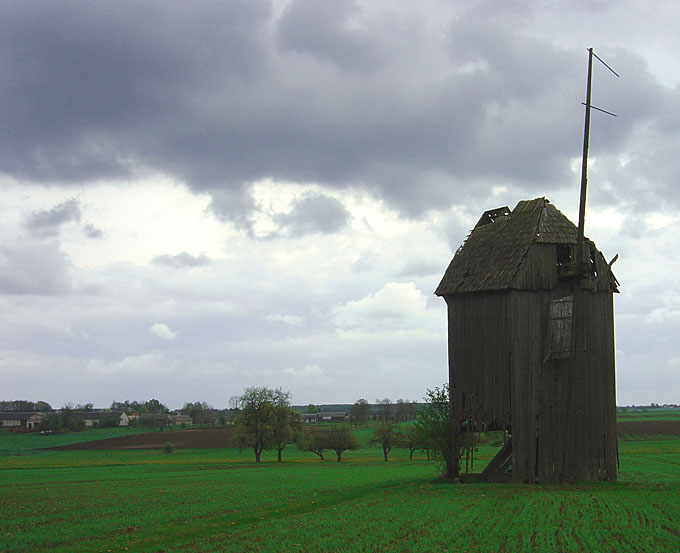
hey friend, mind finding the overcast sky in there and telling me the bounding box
[2,0,679,409]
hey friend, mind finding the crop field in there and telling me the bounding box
[1,429,679,553]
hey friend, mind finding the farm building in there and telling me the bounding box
[435,198,619,483]
[0,412,43,429]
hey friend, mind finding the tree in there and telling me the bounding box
[98,414,120,428]
[233,387,276,462]
[35,401,53,412]
[270,390,301,462]
[324,425,360,462]
[39,405,86,434]
[296,427,328,460]
[0,400,52,412]
[304,404,318,414]
[395,399,416,422]
[350,398,370,428]
[145,398,169,413]
[182,401,213,426]
[376,398,393,421]
[370,422,401,461]
[233,387,297,463]
[398,424,426,460]
[415,384,459,478]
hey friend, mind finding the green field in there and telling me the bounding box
[1,430,679,553]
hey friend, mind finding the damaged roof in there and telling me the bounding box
[435,197,610,295]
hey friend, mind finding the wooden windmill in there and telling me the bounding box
[435,49,620,483]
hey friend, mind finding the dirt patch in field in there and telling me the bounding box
[617,420,680,438]
[51,427,235,450]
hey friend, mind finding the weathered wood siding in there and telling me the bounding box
[446,291,512,436]
[446,285,616,483]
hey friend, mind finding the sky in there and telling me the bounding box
[1,0,679,410]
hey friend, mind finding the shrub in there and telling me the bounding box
[163,442,175,454]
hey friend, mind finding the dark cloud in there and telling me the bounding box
[0,241,71,295]
[1,1,677,225]
[275,194,350,236]
[277,0,387,71]
[83,224,104,239]
[26,199,81,236]
[152,252,212,268]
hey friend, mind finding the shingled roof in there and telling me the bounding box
[435,198,580,295]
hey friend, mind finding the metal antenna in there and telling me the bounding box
[576,48,619,262]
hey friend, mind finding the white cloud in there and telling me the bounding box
[334,282,430,329]
[265,314,305,325]
[148,323,178,341]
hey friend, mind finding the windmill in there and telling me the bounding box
[435,49,620,482]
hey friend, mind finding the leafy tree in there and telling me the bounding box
[233,387,295,463]
[39,406,86,434]
[324,425,360,462]
[304,404,318,414]
[0,400,53,412]
[98,414,120,428]
[370,422,401,461]
[415,384,458,478]
[296,428,328,460]
[35,401,53,412]
[350,398,370,428]
[145,398,169,413]
[270,390,301,462]
[398,424,427,460]
[39,412,63,433]
[75,403,94,411]
[182,401,213,426]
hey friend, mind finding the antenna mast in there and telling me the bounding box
[576,48,619,265]
[576,48,594,251]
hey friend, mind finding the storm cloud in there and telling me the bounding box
[3,1,677,227]
[1,1,679,408]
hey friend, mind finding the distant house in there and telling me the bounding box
[0,412,43,429]
[70,410,130,428]
[172,414,193,426]
[302,412,347,424]
[27,413,43,428]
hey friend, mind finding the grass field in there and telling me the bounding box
[1,428,679,553]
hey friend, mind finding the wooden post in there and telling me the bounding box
[577,48,593,257]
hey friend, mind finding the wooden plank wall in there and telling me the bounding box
[509,288,616,483]
[446,243,617,483]
[446,291,512,435]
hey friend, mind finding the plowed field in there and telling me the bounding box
[52,427,234,450]
[49,420,680,451]
[617,419,680,438]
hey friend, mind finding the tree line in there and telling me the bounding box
[233,386,455,471]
